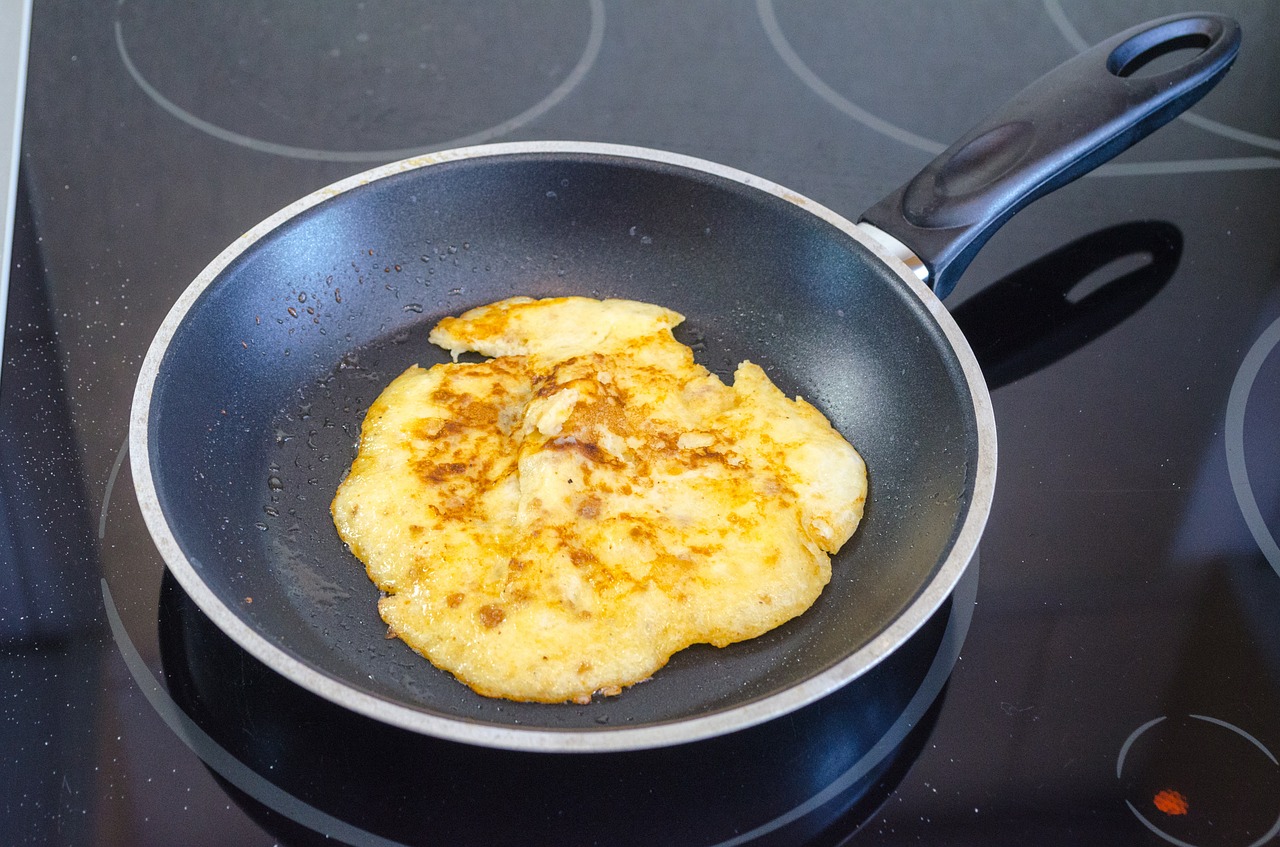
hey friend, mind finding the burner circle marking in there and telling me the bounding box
[1117,714,1280,847]
[1226,313,1280,577]
[1043,0,1280,155]
[755,0,944,156]
[113,0,605,163]
[99,435,129,540]
[101,578,411,847]
[758,0,1280,175]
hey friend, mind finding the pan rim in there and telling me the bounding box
[129,140,997,753]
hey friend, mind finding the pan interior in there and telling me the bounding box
[145,151,979,735]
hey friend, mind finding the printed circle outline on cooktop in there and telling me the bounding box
[1227,313,1280,578]
[113,0,605,162]
[1117,714,1280,847]
[757,0,1280,175]
[1043,0,1280,155]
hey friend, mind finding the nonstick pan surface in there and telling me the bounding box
[131,14,1239,752]
[132,142,992,751]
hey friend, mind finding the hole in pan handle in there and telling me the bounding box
[858,13,1240,300]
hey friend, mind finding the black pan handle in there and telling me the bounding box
[858,13,1240,299]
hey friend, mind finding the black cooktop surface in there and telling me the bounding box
[4,2,1279,845]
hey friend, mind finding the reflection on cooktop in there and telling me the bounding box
[115,560,979,847]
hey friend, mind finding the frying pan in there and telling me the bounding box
[130,14,1239,753]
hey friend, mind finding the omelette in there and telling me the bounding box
[330,296,867,704]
